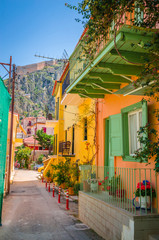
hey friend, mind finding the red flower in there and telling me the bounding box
[115,171,116,175]
[146,185,151,189]
[141,185,145,190]
[105,176,108,180]
[98,182,102,186]
[107,172,109,174]
[137,182,143,189]
[102,188,105,191]
[102,180,105,183]
[107,186,110,190]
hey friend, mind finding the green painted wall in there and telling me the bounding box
[0,77,11,225]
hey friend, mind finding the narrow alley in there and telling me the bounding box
[0,170,103,240]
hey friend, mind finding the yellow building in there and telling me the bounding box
[4,112,26,193]
[43,61,96,178]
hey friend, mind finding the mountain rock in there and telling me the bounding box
[14,60,65,118]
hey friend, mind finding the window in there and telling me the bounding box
[128,109,142,155]
[84,118,87,141]
[27,128,31,134]
[122,101,147,161]
[109,101,147,161]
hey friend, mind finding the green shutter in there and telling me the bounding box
[109,113,123,156]
[142,101,148,126]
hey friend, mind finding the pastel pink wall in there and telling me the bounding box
[96,94,159,169]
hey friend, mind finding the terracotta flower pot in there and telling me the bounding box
[68,187,74,195]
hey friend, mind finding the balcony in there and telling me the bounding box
[80,165,158,215]
[79,166,159,239]
[67,9,157,98]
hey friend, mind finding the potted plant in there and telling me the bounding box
[53,159,71,189]
[45,170,52,183]
[67,181,75,195]
[135,180,156,209]
[89,178,98,192]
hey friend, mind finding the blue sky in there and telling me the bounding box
[0,0,83,77]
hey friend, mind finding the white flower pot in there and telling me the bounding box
[139,196,151,209]
[90,182,98,192]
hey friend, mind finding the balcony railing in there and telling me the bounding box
[80,166,158,215]
[69,8,158,85]
[59,141,71,155]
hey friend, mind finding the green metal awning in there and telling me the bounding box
[66,25,157,98]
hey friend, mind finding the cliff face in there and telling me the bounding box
[14,60,64,118]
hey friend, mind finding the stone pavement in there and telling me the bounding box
[0,170,104,240]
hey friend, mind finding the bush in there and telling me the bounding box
[73,183,80,195]
[37,154,44,164]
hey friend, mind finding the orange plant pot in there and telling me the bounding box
[68,187,75,196]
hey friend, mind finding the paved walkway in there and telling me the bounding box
[0,170,104,240]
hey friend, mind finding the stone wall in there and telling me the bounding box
[79,192,159,240]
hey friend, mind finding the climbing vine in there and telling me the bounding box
[66,0,159,171]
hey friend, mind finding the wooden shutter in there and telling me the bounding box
[142,101,148,126]
[109,113,123,156]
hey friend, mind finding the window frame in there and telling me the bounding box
[128,108,142,156]
[121,100,147,162]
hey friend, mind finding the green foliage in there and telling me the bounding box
[37,154,44,164]
[73,183,80,195]
[16,147,31,168]
[134,124,159,172]
[66,1,158,59]
[35,129,53,154]
[51,159,71,186]
[46,170,51,178]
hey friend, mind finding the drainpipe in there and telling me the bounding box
[95,99,99,168]
[8,64,15,194]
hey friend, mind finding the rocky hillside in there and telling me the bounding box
[13,60,65,118]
